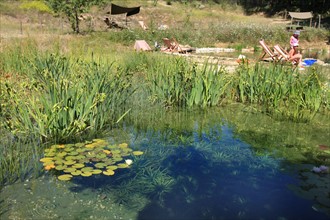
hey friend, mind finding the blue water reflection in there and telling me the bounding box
[99,122,329,220]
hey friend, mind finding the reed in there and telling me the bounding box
[3,52,134,142]
[144,56,231,108]
[0,132,42,186]
[233,63,328,122]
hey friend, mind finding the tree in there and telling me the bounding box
[44,0,104,34]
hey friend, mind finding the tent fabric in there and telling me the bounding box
[110,3,140,16]
[289,12,313,19]
[134,40,152,51]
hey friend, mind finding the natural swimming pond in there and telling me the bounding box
[1,104,329,220]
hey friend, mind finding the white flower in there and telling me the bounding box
[125,159,133,165]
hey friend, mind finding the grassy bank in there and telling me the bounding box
[1,1,328,49]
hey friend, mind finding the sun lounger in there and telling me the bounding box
[259,39,279,62]
[273,44,290,61]
[273,44,302,66]
[161,38,194,53]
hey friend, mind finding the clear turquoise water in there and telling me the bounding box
[1,105,329,220]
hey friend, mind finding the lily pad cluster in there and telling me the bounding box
[40,139,143,181]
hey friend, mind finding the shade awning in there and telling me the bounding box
[109,3,140,17]
[289,12,313,20]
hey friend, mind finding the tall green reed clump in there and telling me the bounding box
[4,53,133,142]
[0,133,42,187]
[233,63,328,122]
[144,56,231,108]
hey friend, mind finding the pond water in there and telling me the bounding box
[1,104,329,220]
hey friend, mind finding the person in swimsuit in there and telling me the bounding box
[288,30,303,67]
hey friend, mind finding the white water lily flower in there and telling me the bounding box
[125,159,133,165]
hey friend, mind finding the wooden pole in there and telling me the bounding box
[318,14,321,28]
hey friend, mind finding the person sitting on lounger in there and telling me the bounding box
[288,30,303,66]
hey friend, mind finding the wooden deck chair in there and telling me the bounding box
[162,38,180,52]
[161,38,192,53]
[273,45,290,61]
[274,44,301,66]
[259,39,278,61]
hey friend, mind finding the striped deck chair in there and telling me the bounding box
[259,39,278,62]
[273,45,290,61]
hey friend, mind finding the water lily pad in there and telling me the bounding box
[55,159,65,165]
[81,167,93,172]
[79,158,90,164]
[117,163,129,168]
[90,158,101,162]
[64,167,76,173]
[64,147,74,152]
[57,153,67,158]
[95,163,106,169]
[105,160,115,165]
[65,156,76,161]
[132,151,144,156]
[55,165,67,171]
[75,143,84,147]
[81,172,93,177]
[113,157,123,162]
[64,160,76,165]
[75,155,86,160]
[96,153,106,159]
[58,174,72,181]
[103,170,115,176]
[86,153,96,158]
[71,170,82,176]
[103,150,111,154]
[106,165,118,170]
[40,157,54,163]
[56,144,66,149]
[45,152,56,157]
[76,148,87,153]
[119,143,128,148]
[121,152,130,157]
[112,149,121,154]
[72,163,85,169]
[91,169,102,174]
[85,143,96,148]
[68,151,79,156]
[43,161,55,166]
